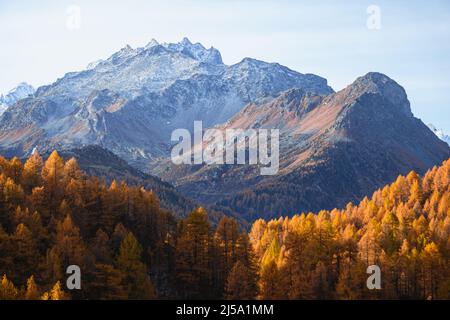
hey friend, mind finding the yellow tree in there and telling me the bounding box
[8,157,23,184]
[258,260,283,300]
[40,281,69,300]
[3,177,24,211]
[50,215,86,284]
[63,157,83,182]
[22,151,43,192]
[25,275,40,300]
[41,151,65,216]
[0,274,18,299]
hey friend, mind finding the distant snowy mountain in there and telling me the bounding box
[0,38,332,168]
[161,37,223,65]
[428,123,450,146]
[0,103,7,116]
[0,82,35,115]
[37,37,228,100]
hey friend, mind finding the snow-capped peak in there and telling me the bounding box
[106,44,137,65]
[162,37,223,65]
[0,82,35,108]
[8,82,34,95]
[145,38,160,49]
[181,37,192,45]
[116,44,135,57]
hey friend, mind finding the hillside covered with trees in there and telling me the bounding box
[0,151,449,299]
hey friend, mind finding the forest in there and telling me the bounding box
[0,151,449,299]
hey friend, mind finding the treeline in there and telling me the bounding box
[0,151,449,299]
[0,151,256,299]
[250,159,450,299]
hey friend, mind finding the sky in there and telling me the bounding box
[1,0,450,131]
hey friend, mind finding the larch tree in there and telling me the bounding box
[225,260,257,299]
[53,215,86,269]
[41,151,65,217]
[89,263,127,300]
[25,275,40,300]
[12,223,40,284]
[116,232,156,299]
[175,207,213,299]
[0,274,18,300]
[49,281,68,300]
[22,151,43,192]
[214,216,240,295]
[258,260,283,300]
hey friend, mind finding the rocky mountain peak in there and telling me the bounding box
[160,72,450,220]
[162,37,223,65]
[0,38,336,165]
[145,38,160,49]
[180,37,192,45]
[107,44,136,65]
[346,72,412,116]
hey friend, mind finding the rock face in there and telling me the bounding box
[156,72,450,220]
[0,38,332,169]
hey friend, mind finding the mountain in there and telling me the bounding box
[428,123,450,146]
[155,72,450,220]
[1,39,448,222]
[0,82,35,115]
[0,38,332,169]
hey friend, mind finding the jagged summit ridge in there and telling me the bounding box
[161,37,223,65]
[0,38,333,167]
[86,37,223,73]
[0,82,35,106]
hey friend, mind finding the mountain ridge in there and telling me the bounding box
[1,39,449,221]
[0,38,333,169]
[156,72,450,220]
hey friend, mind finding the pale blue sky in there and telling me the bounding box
[1,0,450,131]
